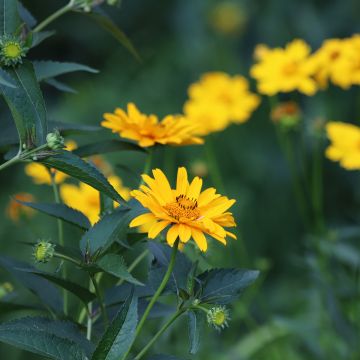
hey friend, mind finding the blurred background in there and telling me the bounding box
[1,0,360,359]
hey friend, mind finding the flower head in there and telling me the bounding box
[102,103,203,147]
[60,175,131,224]
[325,121,360,170]
[33,241,55,263]
[129,167,237,251]
[0,35,28,66]
[250,39,318,95]
[46,130,65,150]
[6,193,35,222]
[183,72,260,135]
[207,305,231,331]
[270,101,301,129]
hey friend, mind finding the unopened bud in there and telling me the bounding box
[207,305,230,331]
[46,130,65,150]
[33,241,55,263]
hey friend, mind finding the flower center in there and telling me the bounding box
[3,42,21,58]
[164,194,200,221]
[282,62,298,75]
[214,312,226,326]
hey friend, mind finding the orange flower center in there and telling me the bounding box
[164,194,200,221]
[282,62,298,75]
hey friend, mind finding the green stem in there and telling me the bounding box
[0,155,20,172]
[139,148,153,186]
[122,239,179,360]
[54,252,80,267]
[134,310,184,360]
[33,0,76,33]
[50,172,67,316]
[90,274,109,327]
[86,301,93,341]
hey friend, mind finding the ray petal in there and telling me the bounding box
[167,224,180,245]
[176,167,189,195]
[178,224,192,243]
[148,220,170,239]
[191,228,208,252]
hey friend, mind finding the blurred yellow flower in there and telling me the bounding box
[6,193,36,222]
[250,39,318,95]
[25,140,77,185]
[130,167,236,251]
[102,103,203,147]
[60,175,130,224]
[312,35,360,89]
[325,121,360,170]
[183,72,260,135]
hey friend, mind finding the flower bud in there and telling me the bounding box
[33,241,55,263]
[0,35,28,66]
[207,305,230,331]
[0,282,14,299]
[271,101,301,129]
[46,130,65,150]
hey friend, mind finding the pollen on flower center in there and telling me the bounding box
[4,42,21,58]
[164,194,200,221]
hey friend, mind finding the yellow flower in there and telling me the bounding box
[325,122,360,170]
[60,175,131,224]
[102,103,203,147]
[6,193,36,222]
[183,72,260,135]
[312,35,360,89]
[250,39,318,95]
[25,140,77,185]
[129,167,237,251]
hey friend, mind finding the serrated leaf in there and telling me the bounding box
[18,2,36,27]
[33,61,98,81]
[0,61,47,147]
[74,139,145,158]
[17,268,95,304]
[197,268,259,305]
[40,150,126,205]
[0,68,16,88]
[187,310,205,355]
[49,120,101,135]
[85,11,140,61]
[45,78,77,93]
[1,0,20,36]
[92,289,138,360]
[0,256,63,313]
[97,254,143,286]
[0,317,93,359]
[31,30,56,47]
[16,199,91,230]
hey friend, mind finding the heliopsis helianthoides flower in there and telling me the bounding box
[250,39,318,96]
[129,167,237,251]
[60,176,130,224]
[25,140,77,185]
[6,193,36,222]
[101,103,203,147]
[183,72,260,135]
[325,121,360,170]
[312,35,360,89]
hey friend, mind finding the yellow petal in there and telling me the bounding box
[167,224,180,245]
[191,228,208,252]
[178,224,192,243]
[129,213,155,227]
[148,220,170,239]
[176,167,189,195]
[187,176,203,200]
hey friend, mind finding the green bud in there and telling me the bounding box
[33,241,55,263]
[207,305,230,331]
[0,35,28,66]
[46,130,65,150]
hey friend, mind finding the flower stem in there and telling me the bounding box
[121,239,179,360]
[90,274,109,327]
[0,154,20,172]
[33,0,76,33]
[86,301,93,341]
[54,252,80,267]
[139,148,153,186]
[134,309,184,360]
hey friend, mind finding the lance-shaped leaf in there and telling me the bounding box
[0,68,16,88]
[197,268,260,305]
[40,150,126,205]
[31,30,56,47]
[18,2,36,28]
[0,0,20,36]
[33,60,98,81]
[49,120,100,135]
[16,199,91,230]
[45,78,76,93]
[0,317,93,359]
[0,256,62,313]
[0,61,47,147]
[73,139,145,158]
[187,310,205,355]
[92,289,138,360]
[17,268,95,304]
[97,254,144,286]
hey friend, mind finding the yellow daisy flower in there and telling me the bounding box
[325,121,360,170]
[183,72,260,135]
[250,39,318,95]
[129,167,237,251]
[25,140,77,185]
[60,175,131,224]
[102,103,203,147]
[6,193,36,222]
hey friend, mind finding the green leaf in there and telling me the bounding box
[0,0,20,36]
[85,11,140,61]
[33,60,98,81]
[97,254,144,286]
[0,68,16,88]
[73,139,146,158]
[17,268,96,305]
[197,268,259,305]
[147,355,185,360]
[49,120,101,135]
[92,289,138,360]
[45,78,76,93]
[16,199,91,230]
[40,150,126,205]
[18,2,36,28]
[0,61,47,147]
[31,30,56,47]
[0,317,93,359]
[187,310,205,355]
